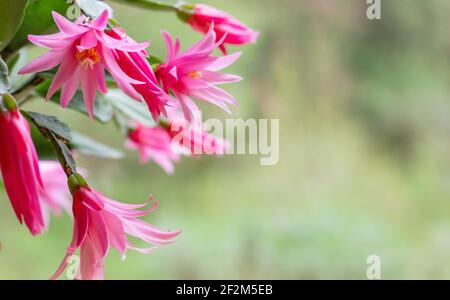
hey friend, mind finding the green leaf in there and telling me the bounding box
[23,110,77,175]
[22,110,72,141]
[55,137,77,174]
[105,89,156,127]
[0,57,11,94]
[7,0,69,52]
[76,0,113,19]
[30,125,56,159]
[35,79,114,123]
[0,0,28,52]
[71,132,124,159]
[148,55,163,65]
[108,0,177,11]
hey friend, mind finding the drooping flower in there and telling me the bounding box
[104,28,171,120]
[155,25,243,121]
[18,10,149,119]
[126,124,180,174]
[0,97,44,235]
[38,161,75,228]
[51,175,180,280]
[186,4,259,54]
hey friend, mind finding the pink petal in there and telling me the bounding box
[80,237,105,280]
[73,200,89,247]
[60,67,81,107]
[97,65,108,94]
[50,252,74,280]
[161,30,176,60]
[102,211,127,254]
[186,24,216,55]
[77,30,98,51]
[124,218,180,245]
[87,211,109,258]
[28,33,75,50]
[99,31,150,52]
[46,56,78,100]
[89,9,109,30]
[200,71,243,84]
[81,68,99,120]
[52,11,88,36]
[206,52,242,71]
[102,47,144,85]
[18,50,65,74]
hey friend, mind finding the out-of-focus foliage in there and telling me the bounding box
[6,0,68,52]
[1,0,450,279]
[0,0,28,52]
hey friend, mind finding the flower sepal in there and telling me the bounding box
[67,173,89,195]
[2,93,18,112]
[176,3,195,23]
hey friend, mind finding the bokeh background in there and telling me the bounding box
[2,0,450,279]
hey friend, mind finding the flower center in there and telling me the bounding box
[76,48,100,69]
[188,71,202,79]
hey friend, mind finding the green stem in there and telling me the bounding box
[13,75,45,106]
[108,0,178,12]
[42,130,77,176]
[158,117,170,129]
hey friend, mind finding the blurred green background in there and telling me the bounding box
[2,0,450,279]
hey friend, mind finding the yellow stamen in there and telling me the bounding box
[188,71,202,79]
[76,48,100,69]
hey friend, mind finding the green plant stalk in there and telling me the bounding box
[108,0,178,12]
[43,130,77,176]
[14,75,45,105]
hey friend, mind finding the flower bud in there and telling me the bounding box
[2,93,17,112]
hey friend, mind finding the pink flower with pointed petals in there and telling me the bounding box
[51,182,180,280]
[126,124,180,174]
[155,25,243,121]
[19,10,147,119]
[126,111,228,173]
[167,109,228,155]
[104,28,171,120]
[187,4,259,54]
[38,161,77,228]
[0,106,44,235]
[171,122,228,156]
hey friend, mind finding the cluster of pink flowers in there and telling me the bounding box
[1,3,258,279]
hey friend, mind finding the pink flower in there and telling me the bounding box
[156,25,243,121]
[167,110,228,155]
[18,10,148,119]
[38,161,73,228]
[0,105,44,235]
[126,124,180,174]
[126,112,228,173]
[51,178,180,280]
[187,4,259,54]
[104,28,171,120]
